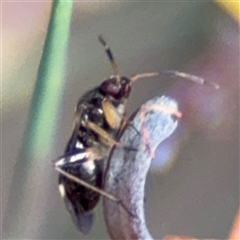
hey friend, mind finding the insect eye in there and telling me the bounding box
[100,78,120,96]
[122,80,131,93]
[119,77,131,96]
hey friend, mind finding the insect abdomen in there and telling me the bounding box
[58,160,103,233]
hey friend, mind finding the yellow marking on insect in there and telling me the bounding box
[102,100,121,129]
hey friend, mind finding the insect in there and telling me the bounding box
[54,35,219,234]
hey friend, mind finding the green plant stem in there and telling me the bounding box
[3,1,73,238]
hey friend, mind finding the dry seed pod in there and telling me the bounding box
[103,95,180,240]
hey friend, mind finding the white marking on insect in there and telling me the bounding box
[76,141,84,149]
[82,160,96,174]
[58,183,66,197]
[69,152,87,163]
[55,158,65,167]
[98,108,103,114]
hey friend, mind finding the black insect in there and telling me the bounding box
[54,36,159,234]
[54,35,219,234]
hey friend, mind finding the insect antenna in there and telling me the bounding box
[130,70,219,89]
[161,70,220,89]
[98,35,121,84]
[130,72,159,83]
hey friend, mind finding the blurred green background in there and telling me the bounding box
[2,1,239,239]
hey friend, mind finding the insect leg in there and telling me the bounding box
[56,165,117,200]
[140,104,182,159]
[55,165,136,218]
[98,35,121,84]
[86,120,137,151]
